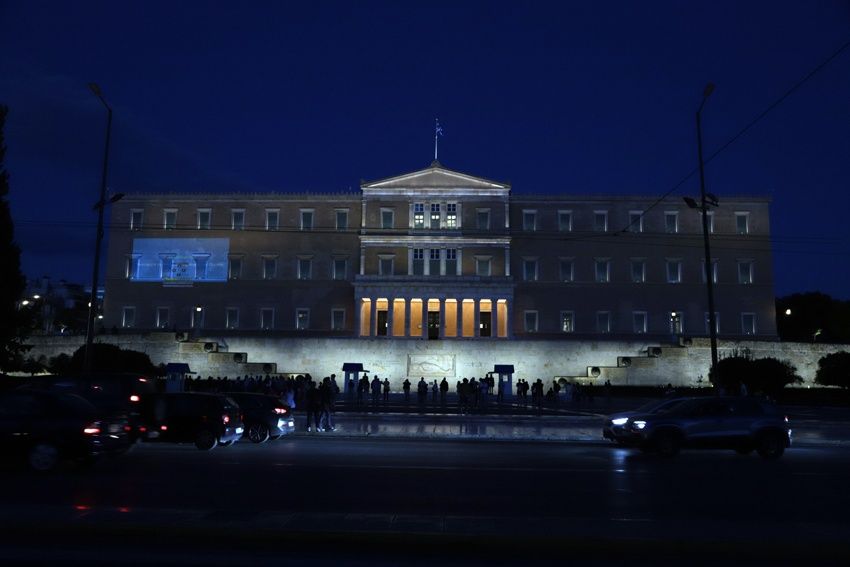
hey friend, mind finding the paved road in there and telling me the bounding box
[1,436,849,564]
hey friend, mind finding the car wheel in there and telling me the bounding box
[28,443,60,472]
[247,423,270,444]
[756,432,785,460]
[654,431,680,457]
[195,430,218,451]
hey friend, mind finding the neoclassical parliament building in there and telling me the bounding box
[103,162,777,341]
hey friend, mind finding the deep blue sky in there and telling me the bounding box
[1,1,849,298]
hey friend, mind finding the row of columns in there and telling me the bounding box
[358,297,510,338]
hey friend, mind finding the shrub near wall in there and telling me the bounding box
[815,352,850,389]
[710,355,802,398]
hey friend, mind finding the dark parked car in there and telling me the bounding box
[226,392,295,443]
[603,396,791,459]
[0,390,132,471]
[17,373,157,441]
[140,393,243,450]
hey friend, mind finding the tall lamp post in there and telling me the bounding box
[685,83,719,378]
[83,83,120,374]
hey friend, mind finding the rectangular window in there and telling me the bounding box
[596,311,611,333]
[524,311,538,333]
[665,212,679,234]
[381,208,394,230]
[430,203,440,228]
[666,260,682,283]
[379,257,394,276]
[130,209,143,231]
[477,209,490,231]
[631,260,646,283]
[670,311,684,335]
[298,258,312,280]
[594,211,608,232]
[706,211,715,233]
[560,311,575,333]
[260,308,275,330]
[523,259,538,281]
[476,257,492,276]
[300,210,314,231]
[296,308,310,330]
[125,256,140,279]
[628,211,644,233]
[160,256,174,279]
[156,307,170,329]
[413,203,425,229]
[558,210,572,232]
[445,248,457,275]
[193,255,209,280]
[121,307,136,328]
[738,260,753,284]
[633,311,647,334]
[429,249,441,275]
[197,209,211,230]
[225,308,239,329]
[231,209,245,231]
[191,306,204,329]
[741,313,756,335]
[446,203,457,228]
[336,210,349,230]
[263,257,277,280]
[413,248,424,275]
[735,212,750,235]
[228,258,242,280]
[333,258,347,280]
[705,312,720,335]
[522,210,537,231]
[595,259,610,283]
[331,308,345,331]
[559,259,574,282]
[163,209,177,230]
[266,209,279,231]
[702,260,719,283]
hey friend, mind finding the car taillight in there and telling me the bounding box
[83,422,102,435]
[160,425,168,431]
[124,425,132,432]
[274,407,288,415]
[129,394,140,403]
[222,414,230,425]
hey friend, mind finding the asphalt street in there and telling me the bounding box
[1,435,850,565]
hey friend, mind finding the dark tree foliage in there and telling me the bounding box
[710,355,802,398]
[0,105,30,371]
[815,351,850,389]
[776,293,850,344]
[64,343,159,376]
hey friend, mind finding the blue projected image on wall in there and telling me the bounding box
[131,238,230,283]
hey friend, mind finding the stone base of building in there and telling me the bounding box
[20,334,846,389]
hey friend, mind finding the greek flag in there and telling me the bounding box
[435,120,443,136]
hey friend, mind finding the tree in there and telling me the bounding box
[815,351,850,389]
[64,343,160,376]
[776,293,850,344]
[0,105,30,371]
[710,354,802,397]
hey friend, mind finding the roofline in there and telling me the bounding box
[361,161,511,189]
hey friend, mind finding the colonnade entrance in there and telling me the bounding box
[358,297,509,338]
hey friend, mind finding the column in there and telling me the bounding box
[420,299,427,339]
[504,247,511,277]
[491,298,498,339]
[456,248,463,276]
[355,295,362,337]
[360,246,366,276]
[504,300,511,338]
[408,248,413,275]
[474,299,481,338]
[387,298,395,337]
[439,299,446,338]
[456,299,463,337]
[424,248,430,276]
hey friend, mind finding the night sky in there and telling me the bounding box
[1,1,849,298]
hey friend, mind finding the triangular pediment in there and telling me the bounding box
[362,162,510,191]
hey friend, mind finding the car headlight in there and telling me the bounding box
[611,417,629,426]
[633,420,647,430]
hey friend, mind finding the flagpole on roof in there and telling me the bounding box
[434,118,443,162]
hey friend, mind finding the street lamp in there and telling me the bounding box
[685,82,719,376]
[83,83,120,374]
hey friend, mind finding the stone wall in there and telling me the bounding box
[22,334,848,389]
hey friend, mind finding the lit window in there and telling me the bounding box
[413,203,425,229]
[296,308,310,330]
[560,311,575,333]
[666,260,682,284]
[266,210,279,231]
[430,203,441,228]
[595,259,610,283]
[197,209,211,230]
[231,210,245,231]
[446,203,457,228]
[670,311,684,335]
